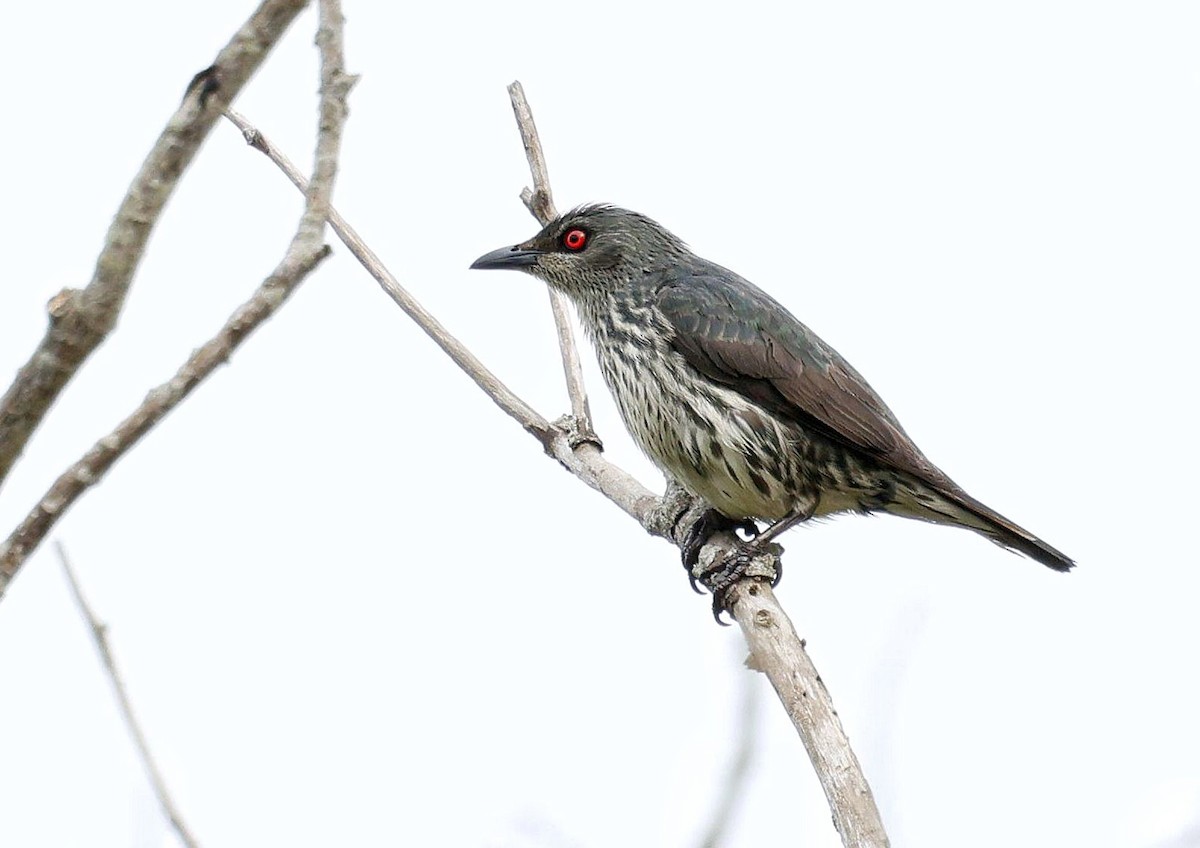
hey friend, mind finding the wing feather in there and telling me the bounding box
[656,270,950,488]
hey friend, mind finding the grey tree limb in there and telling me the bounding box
[222,92,890,846]
[733,581,890,847]
[0,0,353,601]
[0,244,331,598]
[222,107,556,442]
[0,0,311,489]
[57,542,202,848]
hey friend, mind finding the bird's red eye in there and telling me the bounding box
[562,228,588,251]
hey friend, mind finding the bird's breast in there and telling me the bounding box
[587,306,799,521]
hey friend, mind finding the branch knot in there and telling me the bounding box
[551,413,603,451]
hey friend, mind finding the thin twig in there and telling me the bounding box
[56,542,201,848]
[507,81,557,224]
[222,99,889,846]
[507,81,594,436]
[0,0,310,488]
[222,107,555,442]
[0,0,353,600]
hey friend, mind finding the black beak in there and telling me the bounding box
[470,245,544,271]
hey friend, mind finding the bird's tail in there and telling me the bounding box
[895,484,1075,572]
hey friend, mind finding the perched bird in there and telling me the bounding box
[471,205,1073,587]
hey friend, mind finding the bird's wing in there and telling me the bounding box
[656,269,949,487]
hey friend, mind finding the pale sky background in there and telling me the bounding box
[2,2,1198,846]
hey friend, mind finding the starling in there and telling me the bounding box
[471,205,1073,589]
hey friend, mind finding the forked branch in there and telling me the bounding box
[506,81,595,435]
[0,0,352,601]
[0,0,310,488]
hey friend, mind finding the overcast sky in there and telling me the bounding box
[2,2,1198,846]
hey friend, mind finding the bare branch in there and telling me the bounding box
[732,582,889,847]
[223,95,890,846]
[0,245,330,597]
[223,108,555,443]
[0,0,310,488]
[57,542,201,848]
[222,110,664,516]
[507,81,557,225]
[308,0,355,243]
[501,87,888,844]
[507,81,595,437]
[0,1,353,601]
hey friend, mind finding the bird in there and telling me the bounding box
[471,204,1073,597]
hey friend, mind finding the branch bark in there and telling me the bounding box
[222,107,556,443]
[57,543,202,848]
[506,81,595,438]
[733,582,890,847]
[0,0,310,488]
[0,244,331,598]
[222,90,891,846]
[0,0,353,601]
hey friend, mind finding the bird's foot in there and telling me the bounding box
[679,507,759,593]
[675,508,781,624]
[694,538,783,624]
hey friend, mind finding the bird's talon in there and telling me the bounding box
[711,595,733,625]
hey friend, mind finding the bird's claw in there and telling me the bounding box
[700,545,783,625]
[680,508,722,592]
[680,509,757,573]
[678,508,778,622]
[693,540,781,625]
[702,550,755,624]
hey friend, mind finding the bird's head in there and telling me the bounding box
[470,204,688,297]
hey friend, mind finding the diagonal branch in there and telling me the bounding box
[0,0,311,489]
[0,0,353,601]
[222,107,555,443]
[0,244,331,598]
[57,542,202,848]
[735,583,889,846]
[222,96,890,847]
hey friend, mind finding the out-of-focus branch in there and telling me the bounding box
[222,90,890,846]
[0,0,353,601]
[57,543,201,848]
[1152,819,1200,848]
[697,653,762,848]
[506,81,594,438]
[0,0,310,488]
[0,244,330,598]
